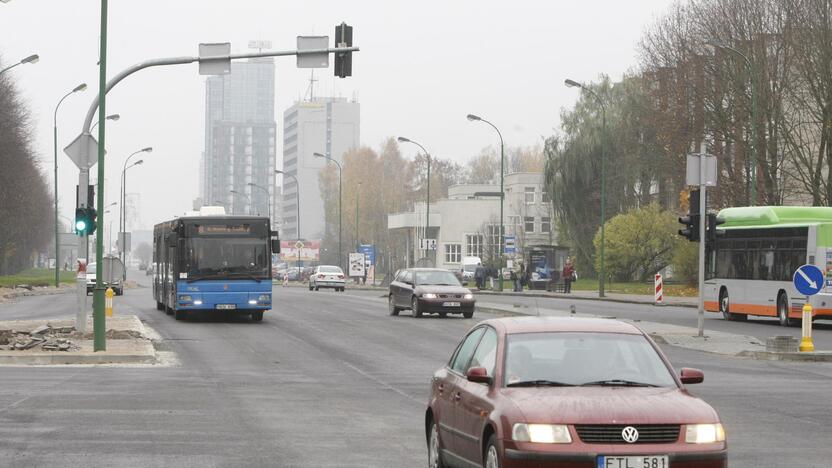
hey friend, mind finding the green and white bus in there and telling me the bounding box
[705,206,832,326]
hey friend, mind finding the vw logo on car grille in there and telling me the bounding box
[621,426,639,443]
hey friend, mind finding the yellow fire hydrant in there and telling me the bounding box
[105,287,114,317]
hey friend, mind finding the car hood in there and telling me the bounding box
[416,285,471,295]
[503,386,719,424]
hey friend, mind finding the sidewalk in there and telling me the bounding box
[474,301,832,361]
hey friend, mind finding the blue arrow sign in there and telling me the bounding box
[793,264,824,296]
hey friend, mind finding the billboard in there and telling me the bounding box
[279,239,321,262]
[348,253,365,277]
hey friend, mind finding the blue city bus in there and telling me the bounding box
[152,215,279,321]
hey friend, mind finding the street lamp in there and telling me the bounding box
[314,152,343,270]
[356,181,362,249]
[53,82,87,287]
[120,147,151,267]
[467,113,505,291]
[708,40,758,205]
[0,53,39,76]
[397,137,433,262]
[565,78,607,297]
[90,113,120,132]
[103,202,116,254]
[276,169,301,278]
[229,190,252,215]
[246,182,270,219]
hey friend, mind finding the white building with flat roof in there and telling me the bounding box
[388,172,560,271]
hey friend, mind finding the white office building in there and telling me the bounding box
[280,97,360,240]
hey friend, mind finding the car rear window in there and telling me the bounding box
[319,266,343,274]
[504,332,676,387]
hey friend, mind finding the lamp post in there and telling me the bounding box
[708,40,758,205]
[467,113,505,291]
[246,182,270,219]
[53,82,87,287]
[0,53,38,76]
[276,170,301,277]
[103,202,116,253]
[229,190,252,215]
[565,78,607,297]
[356,181,362,248]
[120,147,152,268]
[90,113,119,132]
[314,152,343,270]
[397,137,432,262]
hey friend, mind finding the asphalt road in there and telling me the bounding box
[0,275,830,467]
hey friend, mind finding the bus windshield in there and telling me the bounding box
[183,237,269,279]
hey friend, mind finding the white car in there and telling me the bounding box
[309,265,346,292]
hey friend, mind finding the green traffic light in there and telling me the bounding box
[76,220,87,231]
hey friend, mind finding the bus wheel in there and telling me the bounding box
[720,289,736,321]
[778,293,797,327]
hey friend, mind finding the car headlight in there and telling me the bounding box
[464,293,474,299]
[422,293,437,299]
[179,295,192,302]
[685,423,725,444]
[512,423,572,444]
[258,294,271,302]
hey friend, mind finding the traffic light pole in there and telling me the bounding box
[92,0,110,351]
[75,170,90,334]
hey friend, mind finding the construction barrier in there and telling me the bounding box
[655,273,663,305]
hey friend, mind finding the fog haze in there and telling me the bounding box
[0,0,673,229]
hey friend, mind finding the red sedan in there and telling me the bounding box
[425,317,727,468]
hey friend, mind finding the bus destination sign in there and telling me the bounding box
[197,224,251,235]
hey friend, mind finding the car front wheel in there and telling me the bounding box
[412,297,423,318]
[389,295,399,316]
[484,435,500,468]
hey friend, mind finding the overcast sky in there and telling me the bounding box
[1,0,673,229]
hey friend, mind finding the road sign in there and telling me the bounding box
[504,235,516,254]
[64,133,102,170]
[686,153,717,186]
[419,238,437,250]
[793,264,824,296]
[297,36,329,68]
[198,42,231,75]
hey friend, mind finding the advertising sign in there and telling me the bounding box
[348,253,365,277]
[358,245,375,283]
[504,235,516,254]
[279,239,321,262]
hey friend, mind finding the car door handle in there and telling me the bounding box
[437,383,444,393]
[453,392,462,402]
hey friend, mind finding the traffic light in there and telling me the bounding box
[74,207,97,236]
[334,22,353,78]
[707,213,725,243]
[678,188,701,242]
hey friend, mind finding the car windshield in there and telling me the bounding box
[504,332,677,388]
[415,270,461,286]
[463,264,477,272]
[319,266,343,274]
[87,264,96,274]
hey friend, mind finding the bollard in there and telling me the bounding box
[105,287,114,317]
[654,273,663,305]
[799,302,814,352]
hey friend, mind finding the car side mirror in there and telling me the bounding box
[466,366,491,384]
[680,367,704,384]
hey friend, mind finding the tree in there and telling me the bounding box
[464,147,499,184]
[0,60,53,275]
[592,204,680,282]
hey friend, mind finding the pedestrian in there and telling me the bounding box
[562,258,575,294]
[474,262,485,290]
[510,268,519,292]
[519,263,526,291]
[283,271,289,287]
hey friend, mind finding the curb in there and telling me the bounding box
[474,290,697,308]
[0,341,156,365]
[1,287,74,300]
[736,350,832,362]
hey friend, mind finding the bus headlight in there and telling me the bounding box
[179,295,193,302]
[258,294,271,302]
[193,300,203,305]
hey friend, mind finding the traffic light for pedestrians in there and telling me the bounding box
[74,207,97,236]
[678,188,701,242]
[334,22,353,78]
[707,213,725,243]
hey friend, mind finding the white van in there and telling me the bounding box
[460,256,482,284]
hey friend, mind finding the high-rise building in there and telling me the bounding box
[201,58,276,223]
[281,97,359,240]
